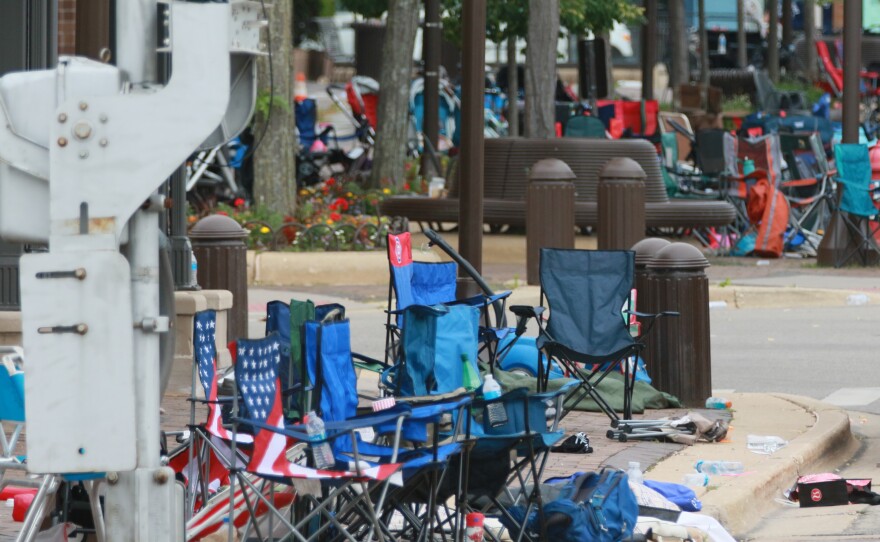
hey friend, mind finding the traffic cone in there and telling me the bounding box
[294,72,308,102]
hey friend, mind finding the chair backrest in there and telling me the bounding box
[539,249,635,358]
[304,319,358,426]
[779,132,828,176]
[194,310,219,400]
[234,334,284,427]
[738,134,785,182]
[660,132,679,170]
[564,116,607,139]
[395,304,480,397]
[658,112,694,163]
[0,351,25,424]
[834,144,877,217]
[815,41,843,94]
[387,232,458,311]
[695,129,737,176]
[753,70,781,113]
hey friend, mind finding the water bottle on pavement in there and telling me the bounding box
[718,33,727,55]
[747,434,788,454]
[305,411,335,470]
[705,396,731,409]
[683,473,710,487]
[627,461,644,484]
[695,460,744,475]
[482,374,508,427]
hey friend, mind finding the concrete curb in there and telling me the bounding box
[693,394,857,536]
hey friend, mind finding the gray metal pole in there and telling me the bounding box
[768,0,779,82]
[422,0,440,176]
[115,0,158,85]
[699,0,709,85]
[804,0,817,81]
[737,0,747,68]
[642,0,657,100]
[843,0,861,143]
[458,0,485,289]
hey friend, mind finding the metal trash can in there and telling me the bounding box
[631,237,671,375]
[526,159,576,285]
[598,158,646,250]
[646,242,711,407]
[190,215,249,341]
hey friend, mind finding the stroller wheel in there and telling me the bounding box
[618,433,628,443]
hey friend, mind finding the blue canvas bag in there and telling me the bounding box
[508,469,638,542]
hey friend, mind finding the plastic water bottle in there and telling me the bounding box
[305,411,335,470]
[482,375,508,427]
[718,33,727,55]
[461,354,481,391]
[627,461,644,485]
[189,249,199,288]
[705,397,731,409]
[683,473,709,487]
[747,435,788,454]
[695,460,744,475]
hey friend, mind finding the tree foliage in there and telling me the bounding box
[442,0,643,44]
[340,0,388,19]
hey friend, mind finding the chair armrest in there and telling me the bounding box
[781,178,818,189]
[509,305,544,319]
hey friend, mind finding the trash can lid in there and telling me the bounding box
[190,214,248,240]
[646,242,710,270]
[631,238,672,267]
[529,158,576,180]
[599,157,647,180]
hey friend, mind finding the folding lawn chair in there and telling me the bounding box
[227,333,409,542]
[778,133,836,250]
[1,349,106,542]
[382,302,573,542]
[385,231,511,371]
[166,310,252,519]
[301,315,473,542]
[658,112,695,164]
[830,144,880,267]
[521,249,677,426]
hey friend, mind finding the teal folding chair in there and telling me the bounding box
[832,144,880,267]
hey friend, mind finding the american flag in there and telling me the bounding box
[195,311,251,444]
[238,333,400,482]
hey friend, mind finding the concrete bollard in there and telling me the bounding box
[526,158,576,285]
[598,157,646,250]
[646,242,711,407]
[190,215,249,341]
[631,237,671,377]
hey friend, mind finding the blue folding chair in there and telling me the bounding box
[0,348,106,542]
[831,144,880,267]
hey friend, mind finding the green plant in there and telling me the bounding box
[255,90,291,121]
[341,0,387,19]
[776,77,825,108]
[721,94,753,112]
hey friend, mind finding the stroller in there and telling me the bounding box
[409,76,459,152]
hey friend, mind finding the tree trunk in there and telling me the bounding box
[370,0,420,188]
[804,0,817,81]
[507,37,519,137]
[767,0,779,82]
[699,0,709,85]
[737,0,747,68]
[669,0,688,99]
[525,0,558,138]
[782,0,793,48]
[253,0,295,215]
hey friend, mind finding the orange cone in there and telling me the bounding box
[294,72,308,102]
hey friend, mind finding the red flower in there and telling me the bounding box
[329,212,342,221]
[233,197,245,208]
[403,183,410,191]
[333,197,349,211]
[326,177,336,186]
